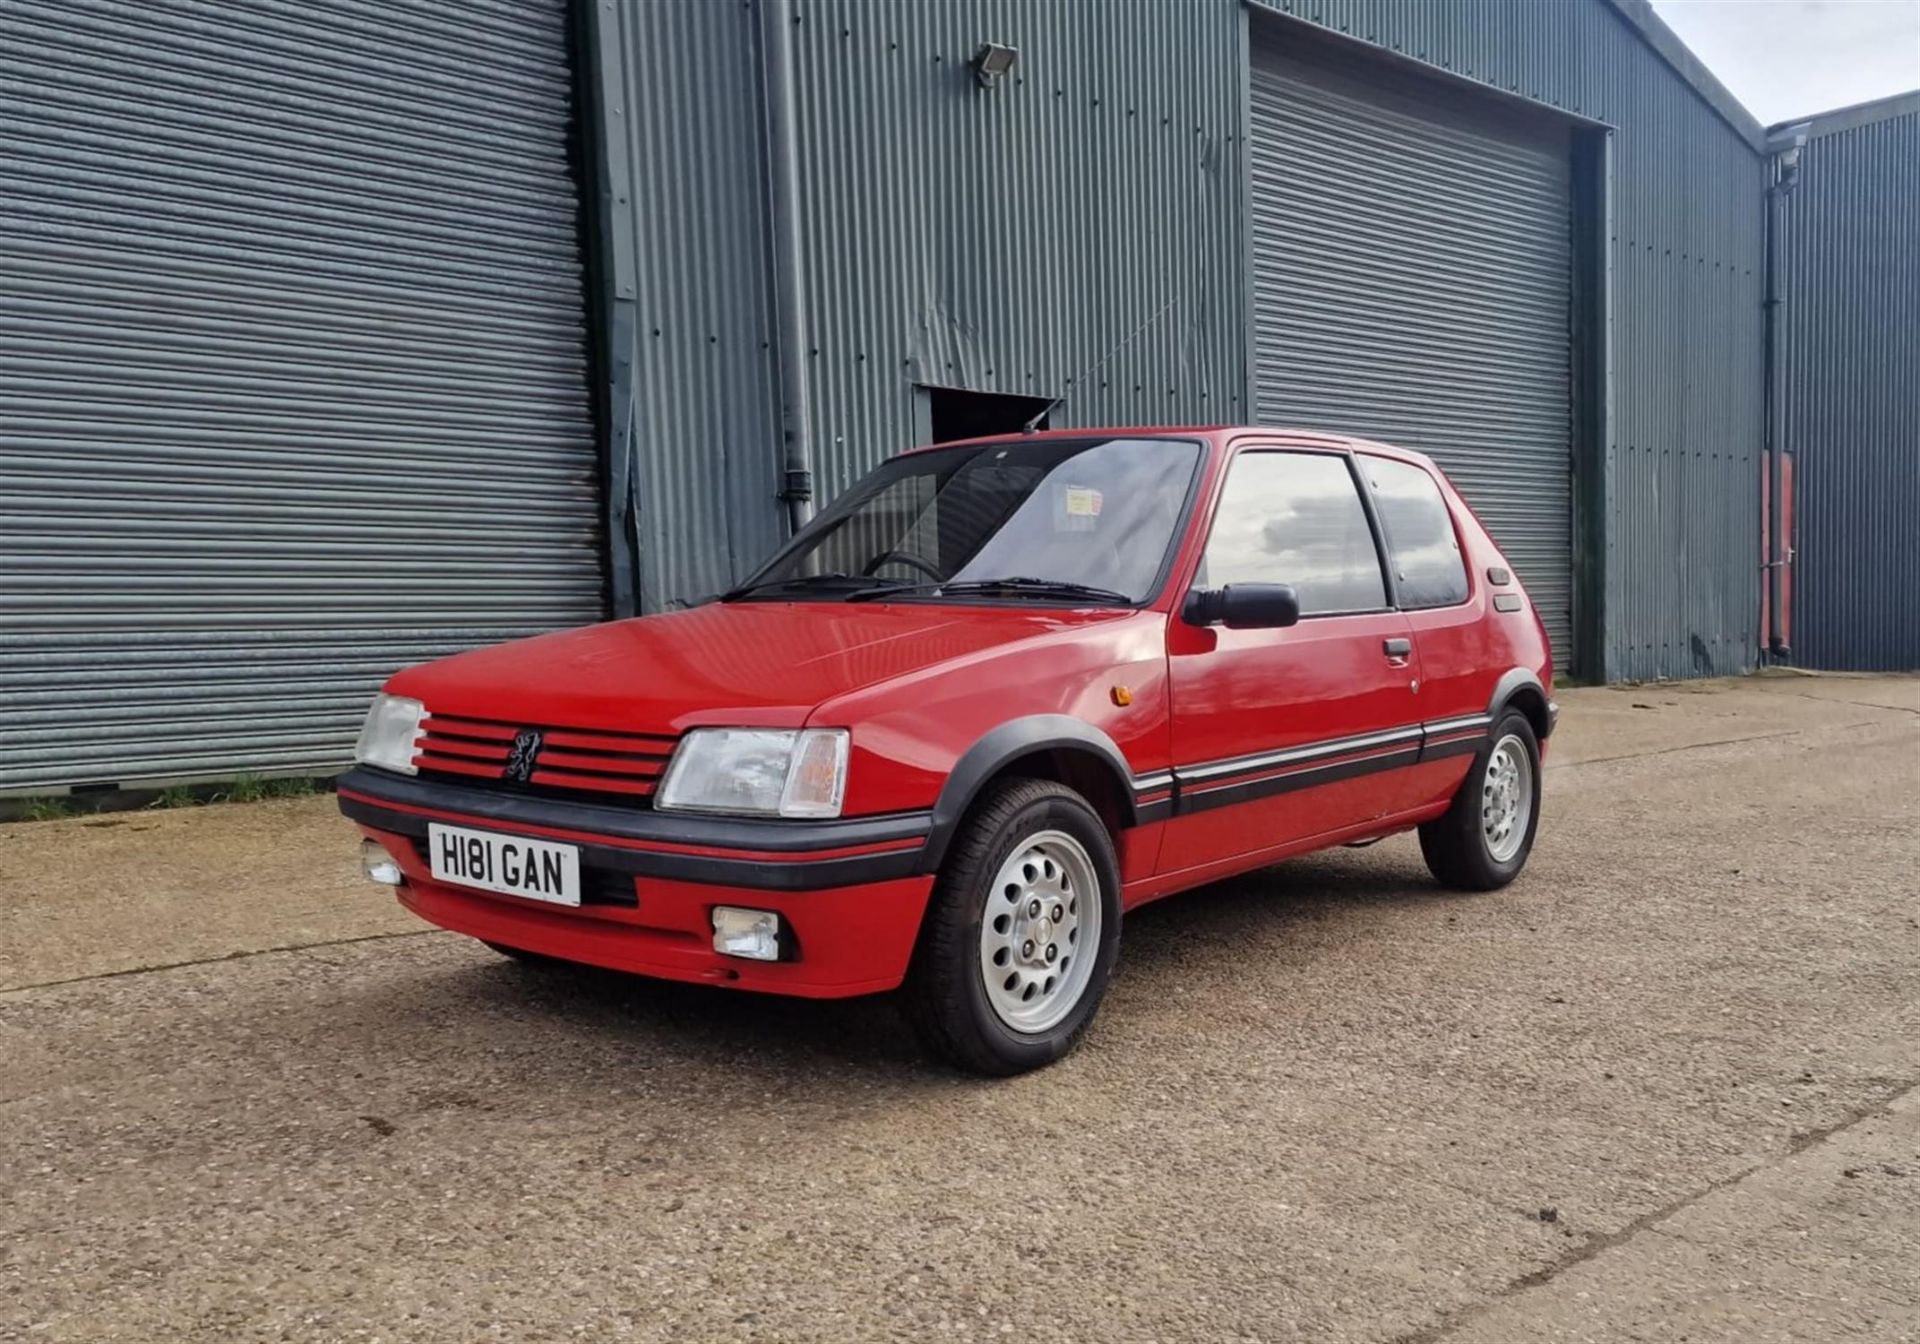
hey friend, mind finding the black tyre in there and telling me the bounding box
[1418,710,1541,891]
[902,778,1122,1075]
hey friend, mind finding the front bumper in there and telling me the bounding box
[338,767,936,998]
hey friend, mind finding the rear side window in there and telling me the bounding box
[1200,452,1386,615]
[1363,456,1470,608]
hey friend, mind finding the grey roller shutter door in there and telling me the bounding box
[1249,33,1574,662]
[1,0,602,791]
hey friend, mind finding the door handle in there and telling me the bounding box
[1383,638,1412,657]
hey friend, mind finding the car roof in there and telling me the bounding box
[904,425,1439,469]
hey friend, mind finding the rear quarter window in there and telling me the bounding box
[1362,456,1470,609]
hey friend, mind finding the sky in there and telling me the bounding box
[1649,0,1920,125]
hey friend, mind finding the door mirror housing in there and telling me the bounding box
[1183,583,1301,630]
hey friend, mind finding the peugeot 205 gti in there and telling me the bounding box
[341,428,1554,1074]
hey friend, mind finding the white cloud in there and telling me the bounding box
[1650,0,1920,124]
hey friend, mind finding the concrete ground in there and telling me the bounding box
[2,673,1917,1343]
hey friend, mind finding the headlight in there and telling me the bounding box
[354,693,425,775]
[656,727,849,818]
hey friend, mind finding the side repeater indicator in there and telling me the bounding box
[1110,685,1134,707]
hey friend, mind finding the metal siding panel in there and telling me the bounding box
[609,0,1243,605]
[1252,0,1766,681]
[0,0,601,791]
[608,0,787,611]
[1248,34,1575,660]
[788,0,1246,503]
[612,0,1764,679]
[1784,108,1920,670]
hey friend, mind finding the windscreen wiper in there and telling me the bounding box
[721,572,858,600]
[724,573,926,602]
[838,578,929,602]
[934,577,1133,605]
[846,576,1133,605]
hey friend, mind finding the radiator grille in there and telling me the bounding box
[414,714,678,806]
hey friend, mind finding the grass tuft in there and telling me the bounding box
[222,775,271,805]
[10,775,328,825]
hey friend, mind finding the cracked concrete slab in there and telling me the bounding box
[1,674,1917,1341]
[0,794,418,993]
[1431,1084,1920,1343]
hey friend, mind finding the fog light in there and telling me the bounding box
[361,839,404,886]
[711,906,781,961]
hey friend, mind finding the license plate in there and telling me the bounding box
[427,823,581,907]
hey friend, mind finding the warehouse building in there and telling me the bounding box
[0,0,1912,793]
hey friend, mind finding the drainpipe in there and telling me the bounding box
[1762,123,1808,661]
[761,0,815,533]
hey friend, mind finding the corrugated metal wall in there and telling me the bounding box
[788,0,1247,503]
[0,0,600,791]
[613,0,1767,676]
[606,0,1247,607]
[0,0,1803,796]
[1780,98,1920,671]
[1247,33,1576,659]
[596,0,788,613]
[1250,0,1768,681]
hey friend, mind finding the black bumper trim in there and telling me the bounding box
[1176,745,1425,815]
[339,768,931,892]
[1418,735,1486,764]
[1134,796,1174,825]
[1166,717,1494,817]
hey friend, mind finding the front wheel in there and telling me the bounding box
[902,779,1122,1075]
[1418,711,1541,891]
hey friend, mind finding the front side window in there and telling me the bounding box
[1362,456,1469,608]
[1199,452,1386,615]
[740,437,1201,604]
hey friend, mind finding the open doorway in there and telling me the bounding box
[923,386,1053,443]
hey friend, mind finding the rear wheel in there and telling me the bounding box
[903,778,1121,1075]
[1418,710,1541,891]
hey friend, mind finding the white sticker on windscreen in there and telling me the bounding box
[1056,484,1103,532]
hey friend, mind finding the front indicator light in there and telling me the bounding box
[712,906,782,961]
[779,729,849,818]
[361,839,404,887]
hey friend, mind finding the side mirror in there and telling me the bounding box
[1182,583,1301,630]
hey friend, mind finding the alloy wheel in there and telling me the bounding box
[977,830,1102,1034]
[1481,733,1533,863]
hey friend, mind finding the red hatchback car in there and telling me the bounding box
[341,428,1553,1073]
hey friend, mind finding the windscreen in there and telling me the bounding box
[745,437,1202,604]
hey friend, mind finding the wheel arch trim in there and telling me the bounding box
[921,716,1146,873]
[1488,667,1555,738]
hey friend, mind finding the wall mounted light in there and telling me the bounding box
[1768,122,1811,192]
[970,42,1018,89]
